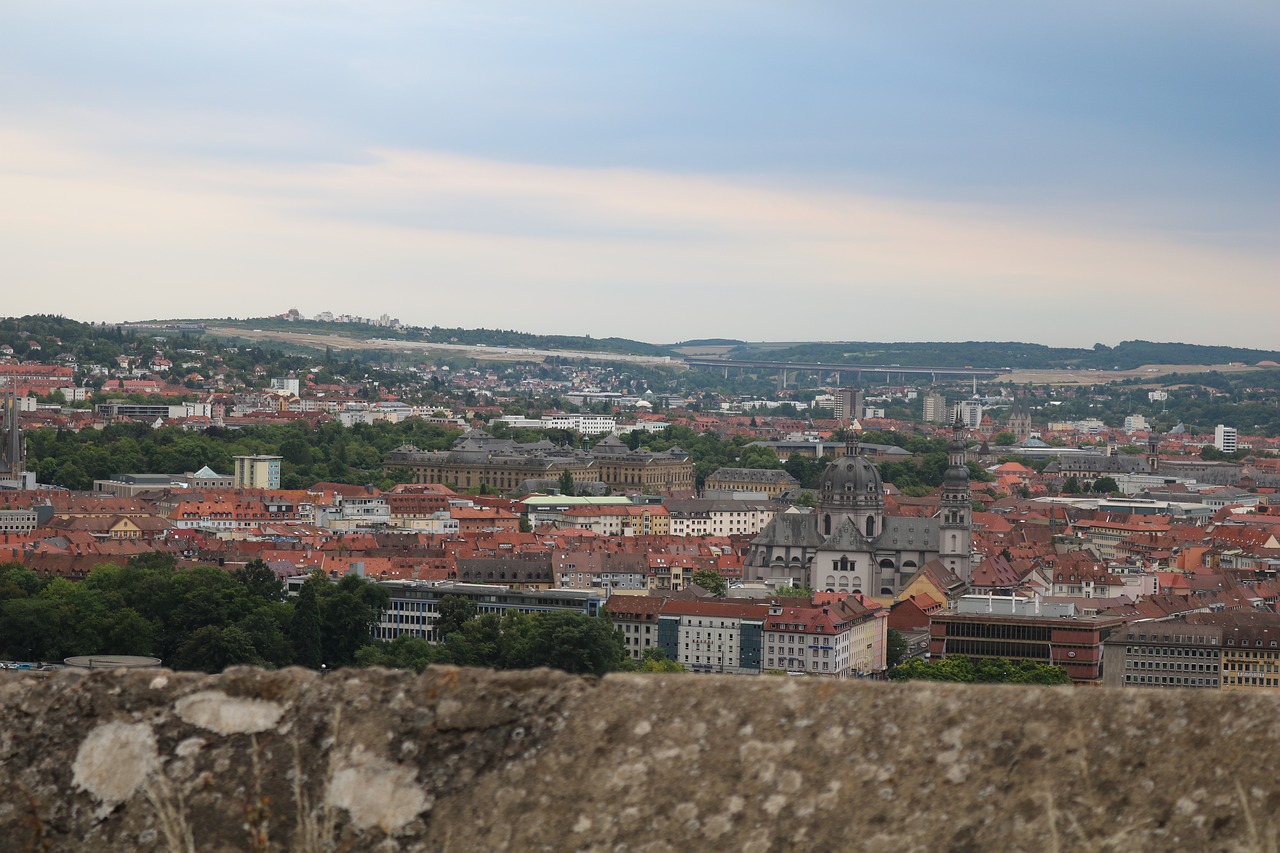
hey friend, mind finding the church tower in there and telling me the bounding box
[939,413,973,581]
[816,439,885,541]
[1007,398,1032,441]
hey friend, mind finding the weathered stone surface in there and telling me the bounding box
[1,666,1277,851]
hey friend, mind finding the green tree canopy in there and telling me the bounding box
[888,655,1071,685]
[691,569,728,596]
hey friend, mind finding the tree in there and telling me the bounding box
[691,569,728,597]
[1062,476,1081,495]
[886,628,907,668]
[503,611,627,676]
[236,606,292,667]
[737,445,783,469]
[558,469,575,496]
[234,559,285,602]
[290,581,323,668]
[172,625,261,673]
[638,647,685,673]
[356,635,435,673]
[774,585,813,598]
[992,432,1017,446]
[1092,476,1120,495]
[435,595,477,642]
[316,574,390,666]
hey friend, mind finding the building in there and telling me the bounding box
[1102,612,1280,691]
[764,594,887,677]
[234,455,282,490]
[954,399,982,430]
[559,503,670,536]
[0,381,32,488]
[832,388,864,425]
[1124,414,1150,433]
[664,498,777,538]
[745,420,972,597]
[1214,425,1238,454]
[1102,621,1223,689]
[92,473,179,497]
[383,431,693,495]
[456,553,553,587]
[0,363,75,395]
[345,580,604,642]
[494,414,619,435]
[922,393,948,425]
[1006,399,1033,440]
[657,599,768,675]
[764,601,855,676]
[1209,612,1280,691]
[96,401,212,421]
[928,596,1127,685]
[0,504,53,534]
[704,467,798,498]
[607,594,666,660]
[185,466,234,489]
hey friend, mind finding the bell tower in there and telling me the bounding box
[939,413,972,581]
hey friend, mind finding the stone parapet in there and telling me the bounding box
[1,667,1277,851]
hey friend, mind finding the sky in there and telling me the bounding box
[1,1,1277,348]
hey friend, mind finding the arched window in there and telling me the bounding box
[824,514,831,536]
[866,516,876,537]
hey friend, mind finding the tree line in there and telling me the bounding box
[0,559,648,676]
[25,418,461,492]
[0,556,386,672]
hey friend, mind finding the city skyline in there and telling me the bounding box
[2,2,1276,347]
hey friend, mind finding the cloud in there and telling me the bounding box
[2,113,1276,349]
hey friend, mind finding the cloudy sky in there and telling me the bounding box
[2,2,1276,347]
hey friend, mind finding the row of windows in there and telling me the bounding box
[1223,676,1280,687]
[1127,661,1215,673]
[1125,675,1218,687]
[685,655,738,666]
[945,622,1053,642]
[1129,632,1218,644]
[768,647,833,658]
[766,659,834,672]
[1127,646,1219,658]
[1225,661,1280,673]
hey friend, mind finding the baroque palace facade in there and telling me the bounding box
[383,431,695,495]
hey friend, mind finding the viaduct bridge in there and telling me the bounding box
[683,357,1012,388]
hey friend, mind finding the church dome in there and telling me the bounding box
[819,453,883,498]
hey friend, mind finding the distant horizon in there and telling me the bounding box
[80,313,1278,356]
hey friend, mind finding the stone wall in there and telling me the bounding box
[1,666,1278,851]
